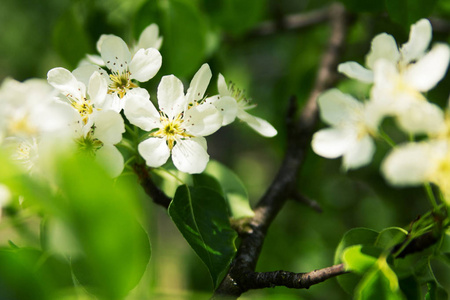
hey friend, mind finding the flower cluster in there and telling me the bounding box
[0,24,277,178]
[312,19,450,204]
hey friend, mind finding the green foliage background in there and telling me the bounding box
[1,0,450,299]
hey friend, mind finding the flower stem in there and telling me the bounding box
[378,127,396,148]
[424,183,439,210]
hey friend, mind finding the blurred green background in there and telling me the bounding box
[1,0,450,299]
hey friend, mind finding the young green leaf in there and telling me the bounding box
[169,185,237,288]
[342,245,381,274]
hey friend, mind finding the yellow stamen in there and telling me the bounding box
[151,113,193,150]
[108,71,138,98]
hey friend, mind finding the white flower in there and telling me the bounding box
[381,140,450,204]
[0,78,72,142]
[72,109,125,177]
[338,19,449,85]
[311,89,377,170]
[47,67,125,177]
[75,34,162,112]
[82,23,163,67]
[124,72,223,174]
[207,73,277,137]
[339,19,450,135]
[47,67,108,130]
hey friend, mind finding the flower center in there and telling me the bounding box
[108,71,138,99]
[71,98,94,125]
[152,113,192,150]
[76,127,104,156]
[229,83,256,110]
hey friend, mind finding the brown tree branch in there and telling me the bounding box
[213,3,350,298]
[132,162,172,209]
[245,264,348,290]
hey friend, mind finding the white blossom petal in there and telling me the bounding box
[129,48,162,82]
[157,75,186,118]
[208,95,238,126]
[403,44,450,92]
[172,139,209,174]
[138,138,171,168]
[396,101,445,135]
[400,19,432,64]
[96,144,124,177]
[343,135,375,170]
[381,143,432,186]
[73,64,108,87]
[217,73,231,96]
[366,33,400,69]
[101,36,131,74]
[184,103,222,136]
[87,72,107,107]
[318,89,363,126]
[123,89,160,131]
[136,24,163,51]
[96,34,115,53]
[338,62,374,83]
[93,110,125,144]
[237,110,277,137]
[311,127,354,159]
[186,63,212,103]
[47,67,85,100]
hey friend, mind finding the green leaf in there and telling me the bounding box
[335,228,380,264]
[53,156,151,299]
[135,0,209,77]
[355,257,405,300]
[2,154,151,299]
[335,228,380,294]
[204,160,254,219]
[169,185,237,288]
[385,0,438,27]
[52,5,92,68]
[342,245,381,274]
[0,248,73,300]
[340,0,385,12]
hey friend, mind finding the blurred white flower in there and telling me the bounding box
[207,73,277,137]
[0,78,72,142]
[311,89,378,170]
[338,19,447,84]
[124,69,223,174]
[381,140,450,204]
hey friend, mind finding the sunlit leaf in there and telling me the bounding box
[204,160,254,219]
[342,245,381,274]
[169,185,237,287]
[355,257,405,300]
[335,228,379,294]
